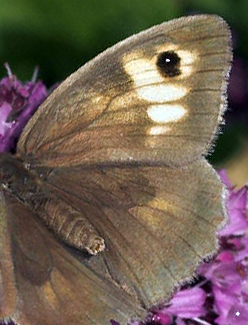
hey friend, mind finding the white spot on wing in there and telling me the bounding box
[149,125,171,135]
[177,50,196,77]
[124,58,161,86]
[181,66,193,77]
[138,84,187,102]
[177,50,195,65]
[147,104,187,123]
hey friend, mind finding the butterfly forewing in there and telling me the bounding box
[17,15,231,168]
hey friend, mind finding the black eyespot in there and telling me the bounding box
[156,51,181,77]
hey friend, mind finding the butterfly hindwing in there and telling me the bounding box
[0,191,145,325]
[39,157,226,307]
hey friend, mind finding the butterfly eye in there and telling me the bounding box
[156,51,181,77]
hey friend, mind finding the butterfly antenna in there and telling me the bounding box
[4,62,13,77]
[31,66,39,83]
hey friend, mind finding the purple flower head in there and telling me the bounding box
[0,64,47,153]
[198,178,248,325]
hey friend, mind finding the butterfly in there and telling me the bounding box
[0,14,232,325]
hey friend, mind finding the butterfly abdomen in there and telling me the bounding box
[0,153,105,255]
[40,198,105,255]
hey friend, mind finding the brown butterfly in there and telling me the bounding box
[0,14,232,325]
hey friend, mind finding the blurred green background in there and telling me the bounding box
[1,0,248,185]
[0,0,241,86]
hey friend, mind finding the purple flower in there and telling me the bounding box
[0,64,47,153]
[150,287,207,325]
[198,177,248,325]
